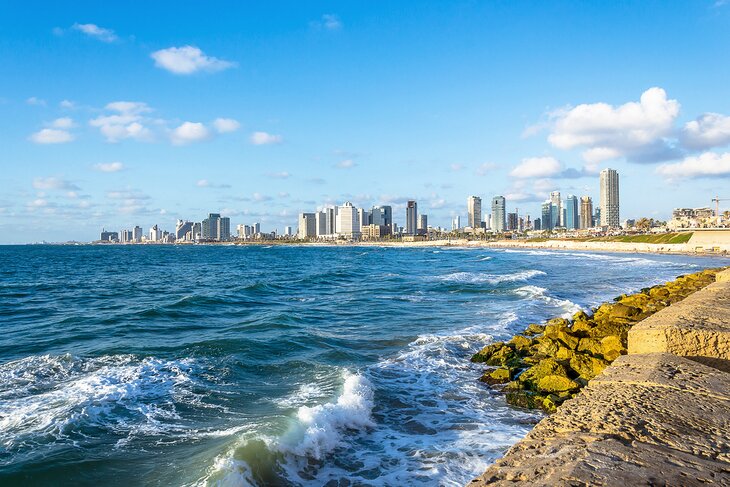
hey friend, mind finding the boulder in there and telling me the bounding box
[571,320,594,335]
[524,324,545,336]
[471,342,508,363]
[601,335,625,362]
[537,375,580,394]
[555,346,575,361]
[569,354,610,381]
[607,303,642,320]
[480,367,513,385]
[572,310,590,322]
[556,329,580,350]
[577,337,603,357]
[508,335,532,353]
[518,358,568,391]
[533,336,560,357]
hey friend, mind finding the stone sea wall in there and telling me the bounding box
[469,267,730,486]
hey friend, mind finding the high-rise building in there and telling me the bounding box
[298,213,317,239]
[506,212,518,231]
[175,220,194,240]
[594,208,601,227]
[132,225,143,242]
[564,195,579,230]
[580,196,593,229]
[452,215,461,231]
[326,207,336,235]
[202,213,220,240]
[192,222,201,240]
[284,226,292,237]
[100,229,118,242]
[600,168,620,228]
[534,217,541,231]
[149,225,161,242]
[405,200,418,235]
[550,191,562,227]
[417,214,428,235]
[541,201,553,231]
[219,217,231,240]
[315,211,328,237]
[467,196,482,229]
[336,202,361,239]
[371,206,393,229]
[491,196,506,232]
[253,223,261,234]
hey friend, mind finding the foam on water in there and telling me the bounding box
[438,269,546,284]
[514,285,584,317]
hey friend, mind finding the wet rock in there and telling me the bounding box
[518,358,568,391]
[569,354,609,381]
[523,324,545,336]
[508,335,532,353]
[577,337,603,357]
[555,329,579,350]
[537,375,580,394]
[480,367,513,385]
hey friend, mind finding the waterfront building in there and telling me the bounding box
[491,196,506,232]
[506,212,518,231]
[100,229,118,242]
[357,208,370,232]
[284,226,292,237]
[600,168,620,228]
[336,202,361,239]
[202,213,220,240]
[192,222,202,240]
[149,225,161,242]
[417,214,428,235]
[361,224,391,240]
[541,201,553,231]
[371,206,393,229]
[594,208,601,227]
[405,200,418,235]
[580,196,593,229]
[219,217,231,240]
[452,215,461,231]
[132,225,143,242]
[315,211,328,237]
[534,217,541,230]
[175,220,194,241]
[467,196,482,229]
[550,191,563,227]
[565,195,579,230]
[253,223,261,235]
[298,213,317,239]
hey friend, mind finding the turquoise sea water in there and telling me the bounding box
[1,245,727,486]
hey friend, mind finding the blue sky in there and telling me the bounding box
[2,1,730,242]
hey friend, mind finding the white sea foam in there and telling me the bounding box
[514,285,583,317]
[438,269,546,284]
[0,354,211,454]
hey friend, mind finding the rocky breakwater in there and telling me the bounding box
[471,268,721,413]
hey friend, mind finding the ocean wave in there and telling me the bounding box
[438,269,546,284]
[514,285,583,317]
[0,354,219,461]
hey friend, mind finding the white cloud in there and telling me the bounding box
[94,162,124,172]
[60,99,75,109]
[312,14,342,30]
[213,118,240,133]
[509,156,562,178]
[250,131,282,145]
[71,23,118,42]
[26,96,46,106]
[336,159,356,169]
[151,46,235,75]
[253,192,272,201]
[196,179,210,187]
[29,128,74,144]
[547,87,680,163]
[90,101,153,142]
[656,151,730,180]
[681,113,730,150]
[475,162,497,176]
[171,122,210,145]
[450,163,464,172]
[267,171,291,179]
[51,117,75,129]
[33,177,79,191]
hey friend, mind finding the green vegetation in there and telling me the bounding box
[578,232,693,244]
[471,268,719,413]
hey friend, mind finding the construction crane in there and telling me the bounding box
[711,195,730,224]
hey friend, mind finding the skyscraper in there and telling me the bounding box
[336,202,361,239]
[580,196,593,229]
[315,211,328,237]
[467,196,482,229]
[550,191,562,227]
[405,200,418,235]
[371,206,393,229]
[600,168,620,228]
[564,195,579,230]
[491,196,506,232]
[175,220,193,240]
[202,213,220,240]
[541,201,553,231]
[506,212,518,231]
[417,214,428,235]
[132,225,143,242]
[298,212,316,239]
[452,215,461,231]
[219,217,231,240]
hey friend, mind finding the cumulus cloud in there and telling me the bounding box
[151,46,235,75]
[51,117,75,129]
[681,113,730,150]
[171,122,210,145]
[312,14,342,31]
[196,179,231,188]
[29,128,74,144]
[509,156,562,178]
[60,99,75,109]
[71,23,118,42]
[656,151,730,180]
[90,101,153,142]
[26,96,46,106]
[547,87,680,163]
[33,177,80,191]
[336,159,356,169]
[213,118,240,133]
[94,162,124,172]
[250,131,282,145]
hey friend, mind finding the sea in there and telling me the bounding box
[1,244,727,486]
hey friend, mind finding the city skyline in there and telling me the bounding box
[3,2,730,243]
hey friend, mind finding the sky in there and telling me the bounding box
[2,0,730,243]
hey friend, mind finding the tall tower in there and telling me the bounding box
[406,200,418,235]
[565,195,579,230]
[491,196,506,232]
[550,191,562,227]
[599,168,620,228]
[467,196,482,229]
[580,196,593,229]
